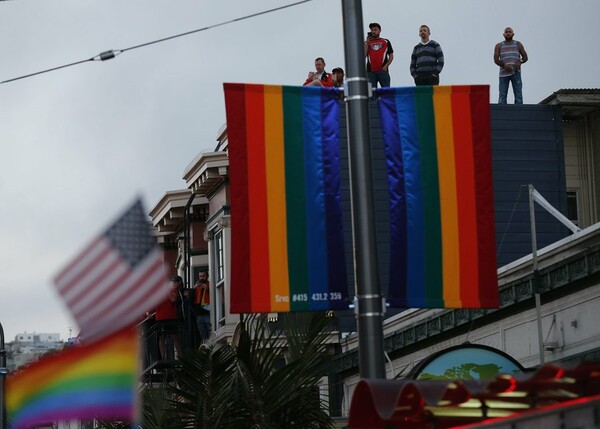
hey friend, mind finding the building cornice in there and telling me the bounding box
[182,151,229,196]
[149,189,208,237]
[539,88,600,119]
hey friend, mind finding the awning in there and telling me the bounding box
[348,361,600,428]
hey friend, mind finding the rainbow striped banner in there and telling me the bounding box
[224,83,348,313]
[6,326,138,429]
[376,85,498,308]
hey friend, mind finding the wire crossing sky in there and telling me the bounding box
[0,0,313,85]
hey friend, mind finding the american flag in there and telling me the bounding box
[54,199,170,342]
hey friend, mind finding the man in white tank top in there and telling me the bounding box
[494,27,528,104]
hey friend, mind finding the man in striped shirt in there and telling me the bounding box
[494,27,528,104]
[410,25,444,86]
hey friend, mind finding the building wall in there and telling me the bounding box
[208,184,228,214]
[490,104,568,266]
[562,120,582,210]
[162,246,178,278]
[205,184,237,341]
[7,334,64,371]
[564,118,594,227]
[563,109,600,228]
[15,333,35,342]
[190,221,208,251]
[14,332,60,343]
[590,110,600,222]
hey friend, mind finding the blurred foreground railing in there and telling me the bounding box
[139,313,198,382]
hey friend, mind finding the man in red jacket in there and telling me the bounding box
[155,275,184,359]
[303,57,333,87]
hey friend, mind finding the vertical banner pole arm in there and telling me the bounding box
[529,184,545,365]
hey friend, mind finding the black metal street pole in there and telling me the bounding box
[0,323,7,429]
[341,0,385,379]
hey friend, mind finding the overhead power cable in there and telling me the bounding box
[1,0,312,85]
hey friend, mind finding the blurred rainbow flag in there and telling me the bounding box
[6,199,168,428]
[6,326,138,429]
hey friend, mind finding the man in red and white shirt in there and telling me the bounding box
[365,22,394,88]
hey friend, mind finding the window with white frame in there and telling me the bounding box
[214,230,226,327]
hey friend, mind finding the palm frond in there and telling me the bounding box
[144,312,336,429]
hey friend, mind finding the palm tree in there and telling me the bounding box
[141,312,335,429]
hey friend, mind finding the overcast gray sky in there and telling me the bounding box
[1,0,599,341]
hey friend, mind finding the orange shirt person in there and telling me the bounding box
[192,270,211,342]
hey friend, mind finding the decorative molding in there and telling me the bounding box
[218,217,231,229]
[206,205,231,231]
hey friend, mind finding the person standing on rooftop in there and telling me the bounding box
[365,22,394,88]
[494,27,528,104]
[410,25,444,86]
